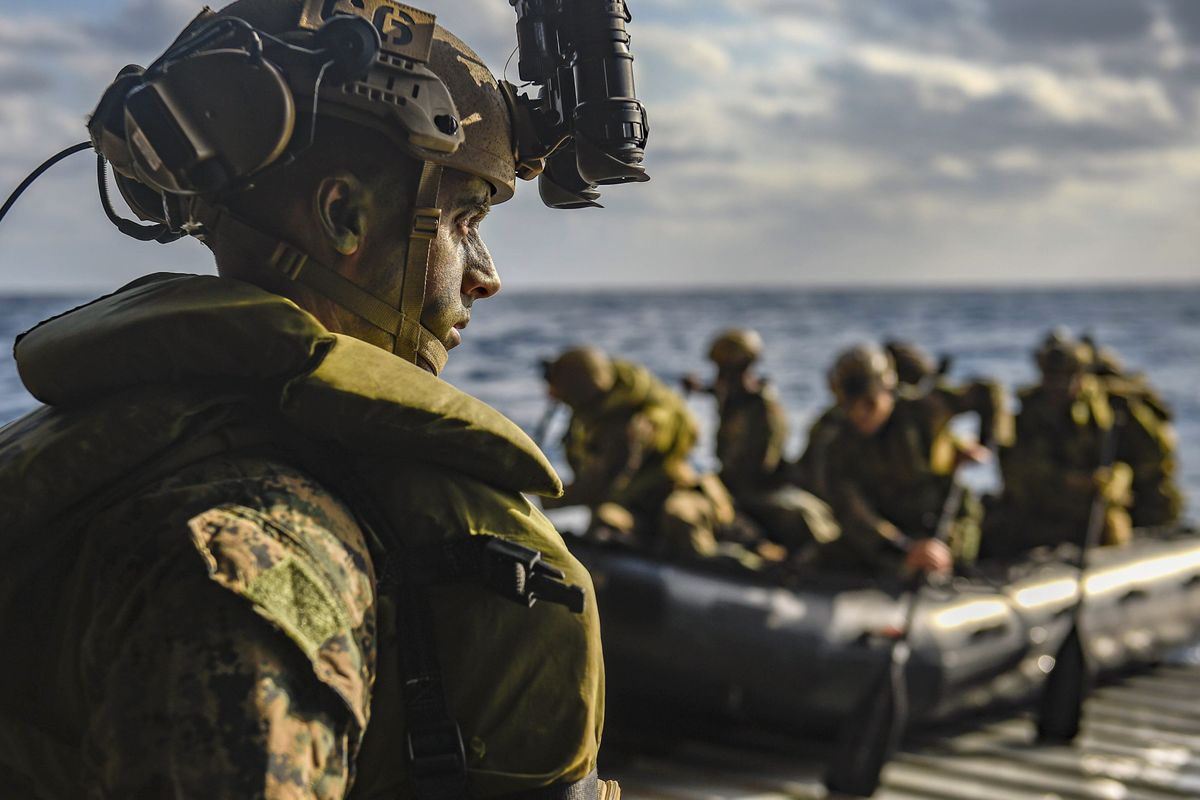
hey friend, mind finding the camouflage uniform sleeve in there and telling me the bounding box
[794,407,841,498]
[824,436,910,568]
[83,559,356,799]
[548,415,639,509]
[720,393,782,493]
[1116,397,1183,526]
[926,379,1010,448]
[78,457,374,800]
[1001,395,1095,520]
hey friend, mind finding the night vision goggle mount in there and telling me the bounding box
[507,0,650,208]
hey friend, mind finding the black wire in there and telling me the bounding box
[95,155,181,243]
[0,141,91,227]
[149,16,322,77]
[96,154,126,229]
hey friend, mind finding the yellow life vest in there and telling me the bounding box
[0,273,603,796]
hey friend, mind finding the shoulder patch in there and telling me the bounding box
[244,555,347,656]
[188,504,369,728]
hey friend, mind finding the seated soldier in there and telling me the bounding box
[817,344,1007,576]
[1079,334,1183,527]
[794,339,944,501]
[542,347,734,559]
[986,333,1178,557]
[684,329,838,551]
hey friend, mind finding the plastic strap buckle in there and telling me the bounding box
[410,206,441,239]
[481,538,586,614]
[269,241,309,280]
[406,718,467,783]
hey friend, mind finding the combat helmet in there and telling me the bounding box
[1035,330,1087,376]
[89,0,517,376]
[883,340,937,387]
[544,347,615,407]
[1079,334,1124,377]
[708,328,764,367]
[828,344,897,403]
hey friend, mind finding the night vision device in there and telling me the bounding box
[507,0,651,209]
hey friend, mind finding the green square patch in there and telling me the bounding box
[245,556,347,655]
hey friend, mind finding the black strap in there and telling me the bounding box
[394,579,470,800]
[389,535,586,614]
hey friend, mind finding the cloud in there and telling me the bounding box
[0,96,85,186]
[848,44,1179,127]
[0,17,80,54]
[1164,0,1200,42]
[985,0,1155,44]
[0,61,53,95]
[639,25,732,74]
[93,0,207,51]
[0,0,1197,293]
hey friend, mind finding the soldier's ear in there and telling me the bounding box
[315,173,368,257]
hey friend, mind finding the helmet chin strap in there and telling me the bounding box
[192,161,448,375]
[394,161,445,372]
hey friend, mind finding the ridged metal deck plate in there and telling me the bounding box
[604,663,1200,799]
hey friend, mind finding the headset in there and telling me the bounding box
[0,0,650,237]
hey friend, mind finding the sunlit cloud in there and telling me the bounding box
[0,0,1195,291]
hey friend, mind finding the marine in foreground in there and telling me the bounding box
[0,0,651,796]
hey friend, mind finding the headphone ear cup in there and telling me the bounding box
[113,171,168,225]
[314,15,382,84]
[124,50,296,195]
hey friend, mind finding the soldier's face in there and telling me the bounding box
[1042,371,1081,405]
[845,389,894,436]
[419,170,502,353]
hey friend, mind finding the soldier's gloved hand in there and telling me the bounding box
[905,538,953,576]
[1094,462,1133,505]
[954,440,992,466]
[680,373,706,394]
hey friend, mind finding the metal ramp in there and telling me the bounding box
[602,665,1200,799]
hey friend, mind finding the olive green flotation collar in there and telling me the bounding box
[13,273,561,499]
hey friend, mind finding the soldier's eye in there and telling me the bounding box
[455,206,488,238]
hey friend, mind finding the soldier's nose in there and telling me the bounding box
[464,256,501,300]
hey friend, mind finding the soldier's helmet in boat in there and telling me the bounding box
[708,328,764,367]
[883,339,937,387]
[1035,330,1088,376]
[1079,334,1125,378]
[545,346,616,406]
[828,343,897,403]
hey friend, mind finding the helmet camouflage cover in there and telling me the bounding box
[708,328,764,366]
[883,339,936,387]
[828,343,897,402]
[1035,329,1087,376]
[197,0,517,201]
[545,347,615,405]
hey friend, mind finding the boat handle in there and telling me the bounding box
[969,623,1009,642]
[1118,588,1149,605]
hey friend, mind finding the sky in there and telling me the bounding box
[0,0,1197,291]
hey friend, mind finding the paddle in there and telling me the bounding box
[824,478,965,797]
[1035,405,1125,744]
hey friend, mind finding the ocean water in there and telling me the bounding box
[2,286,1198,515]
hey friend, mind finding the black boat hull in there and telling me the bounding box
[575,532,1200,732]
